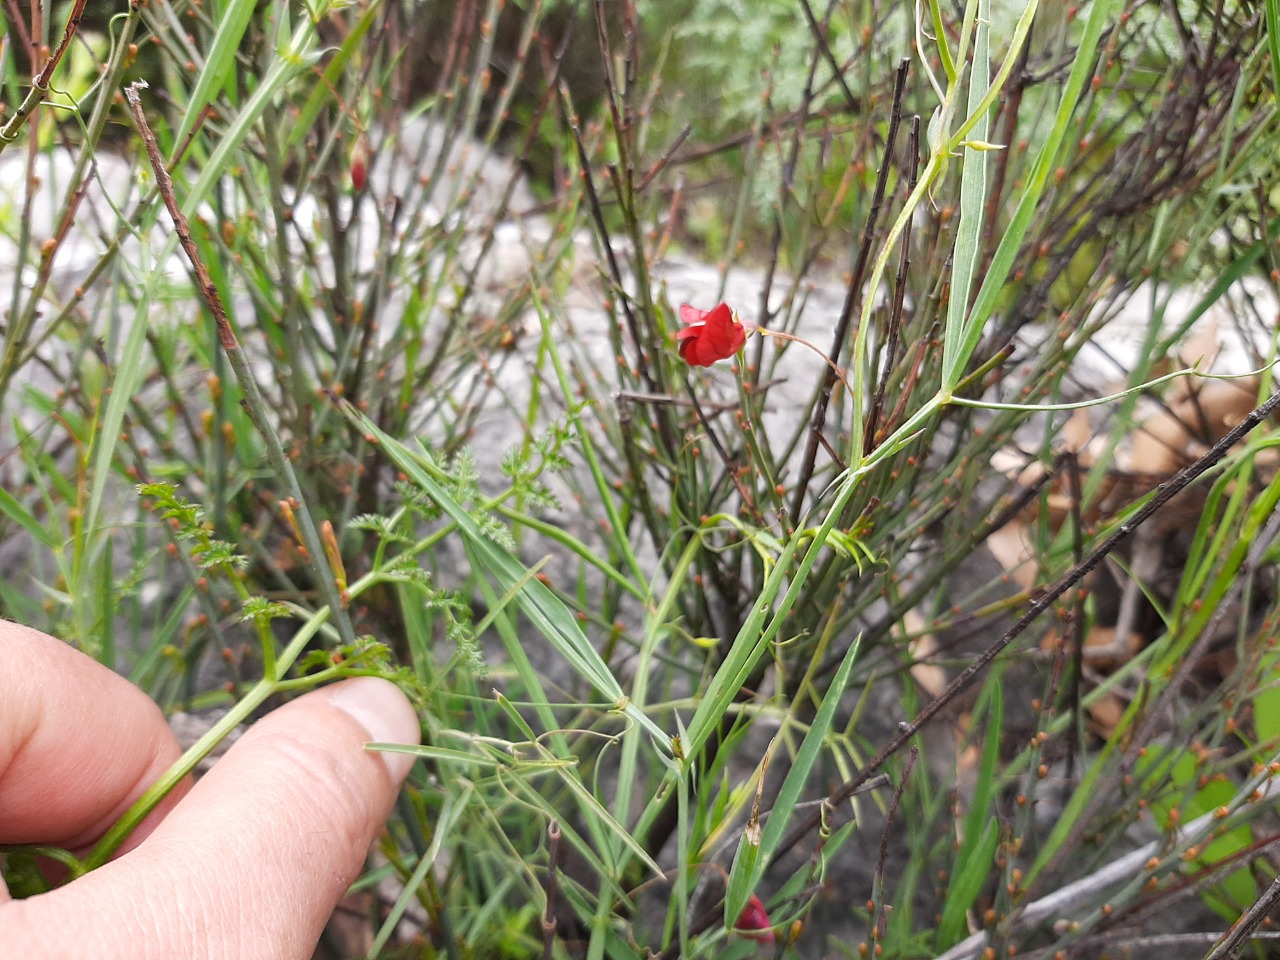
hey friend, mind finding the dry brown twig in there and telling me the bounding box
[937,773,1280,960]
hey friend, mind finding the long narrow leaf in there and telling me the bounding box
[955,0,1118,373]
[937,676,1003,948]
[336,401,669,748]
[1267,0,1280,103]
[0,483,56,547]
[179,29,324,218]
[941,0,991,388]
[170,0,258,152]
[725,635,862,925]
[287,0,382,149]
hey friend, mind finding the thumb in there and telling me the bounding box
[4,677,419,960]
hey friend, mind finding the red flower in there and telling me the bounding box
[676,303,750,366]
[734,894,774,943]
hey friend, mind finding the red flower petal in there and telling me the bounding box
[735,894,774,943]
[680,304,709,326]
[674,302,748,366]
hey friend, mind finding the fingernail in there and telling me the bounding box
[329,677,420,781]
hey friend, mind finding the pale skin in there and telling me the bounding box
[0,620,420,959]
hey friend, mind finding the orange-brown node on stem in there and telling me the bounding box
[787,920,804,945]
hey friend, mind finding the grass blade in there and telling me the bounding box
[725,635,862,925]
[954,0,1118,375]
[937,675,1003,949]
[170,0,258,152]
[0,483,56,547]
[941,0,991,388]
[336,400,669,748]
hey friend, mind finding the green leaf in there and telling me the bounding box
[179,28,325,219]
[1267,0,1280,104]
[941,0,991,388]
[334,401,669,749]
[171,0,259,152]
[939,817,999,948]
[725,636,862,926]
[937,675,1003,949]
[288,0,382,149]
[1255,661,1280,746]
[1138,748,1256,921]
[0,483,56,547]
[956,0,1118,377]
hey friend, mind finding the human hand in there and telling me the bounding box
[0,620,420,959]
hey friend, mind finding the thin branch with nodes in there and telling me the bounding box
[770,384,1280,866]
[123,81,358,653]
[0,0,90,146]
[936,776,1280,960]
[790,59,911,521]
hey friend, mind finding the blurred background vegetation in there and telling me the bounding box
[2,0,1280,957]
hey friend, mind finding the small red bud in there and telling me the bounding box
[735,894,774,943]
[350,139,369,192]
